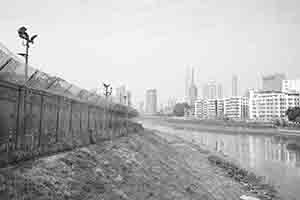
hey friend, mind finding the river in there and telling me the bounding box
[141,119,300,200]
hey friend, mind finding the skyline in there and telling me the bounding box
[1,0,300,105]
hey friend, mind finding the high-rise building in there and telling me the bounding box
[139,101,144,114]
[262,73,286,91]
[217,84,223,99]
[203,81,217,99]
[232,75,238,96]
[126,91,132,106]
[162,98,176,114]
[195,99,208,119]
[249,90,300,121]
[202,84,209,99]
[188,68,198,106]
[282,79,300,93]
[115,85,126,104]
[185,66,192,103]
[145,89,157,115]
[207,99,218,119]
[224,96,248,120]
[115,85,131,106]
[216,99,225,118]
[195,98,224,119]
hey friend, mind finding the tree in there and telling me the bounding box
[173,103,190,117]
[286,107,300,122]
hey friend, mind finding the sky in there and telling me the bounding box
[1,0,300,107]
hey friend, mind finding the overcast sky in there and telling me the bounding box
[1,0,300,106]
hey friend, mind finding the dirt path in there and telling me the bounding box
[0,129,277,200]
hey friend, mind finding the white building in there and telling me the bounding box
[207,99,217,119]
[249,90,300,121]
[195,98,225,119]
[216,99,225,118]
[195,99,208,119]
[282,79,300,93]
[196,96,249,120]
[224,96,249,120]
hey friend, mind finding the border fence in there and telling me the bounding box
[0,79,137,167]
[0,42,138,167]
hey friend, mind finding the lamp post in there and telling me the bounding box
[17,26,37,151]
[17,26,38,84]
[103,83,112,142]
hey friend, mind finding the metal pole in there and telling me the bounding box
[25,40,29,82]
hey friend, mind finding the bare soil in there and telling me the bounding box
[0,129,282,200]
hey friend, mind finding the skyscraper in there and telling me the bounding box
[202,84,209,99]
[139,101,144,114]
[126,91,131,106]
[185,66,192,102]
[217,83,223,99]
[145,89,157,115]
[115,85,132,106]
[185,66,198,105]
[282,79,300,93]
[188,67,198,105]
[232,75,238,96]
[203,81,217,99]
[262,73,286,91]
[115,85,126,104]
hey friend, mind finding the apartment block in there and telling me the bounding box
[216,99,225,118]
[224,96,249,120]
[282,79,300,93]
[195,99,208,119]
[249,90,300,121]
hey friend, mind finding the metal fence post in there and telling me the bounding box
[69,101,73,146]
[38,95,44,150]
[15,87,22,150]
[55,96,60,144]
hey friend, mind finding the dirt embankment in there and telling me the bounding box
[0,129,281,200]
[144,117,300,137]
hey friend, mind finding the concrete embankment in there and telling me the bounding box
[0,126,282,200]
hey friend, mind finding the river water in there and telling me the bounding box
[141,120,300,200]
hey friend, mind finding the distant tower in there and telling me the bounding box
[217,84,223,99]
[115,85,126,104]
[262,73,286,91]
[185,66,191,102]
[139,101,144,113]
[188,67,198,105]
[126,91,131,106]
[203,81,217,99]
[202,84,209,99]
[145,89,157,115]
[232,75,238,96]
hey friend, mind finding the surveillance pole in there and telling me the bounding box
[103,83,112,143]
[17,26,38,85]
[17,26,38,151]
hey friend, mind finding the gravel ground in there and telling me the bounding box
[0,129,282,200]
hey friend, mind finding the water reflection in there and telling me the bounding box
[190,131,300,199]
[142,121,300,199]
